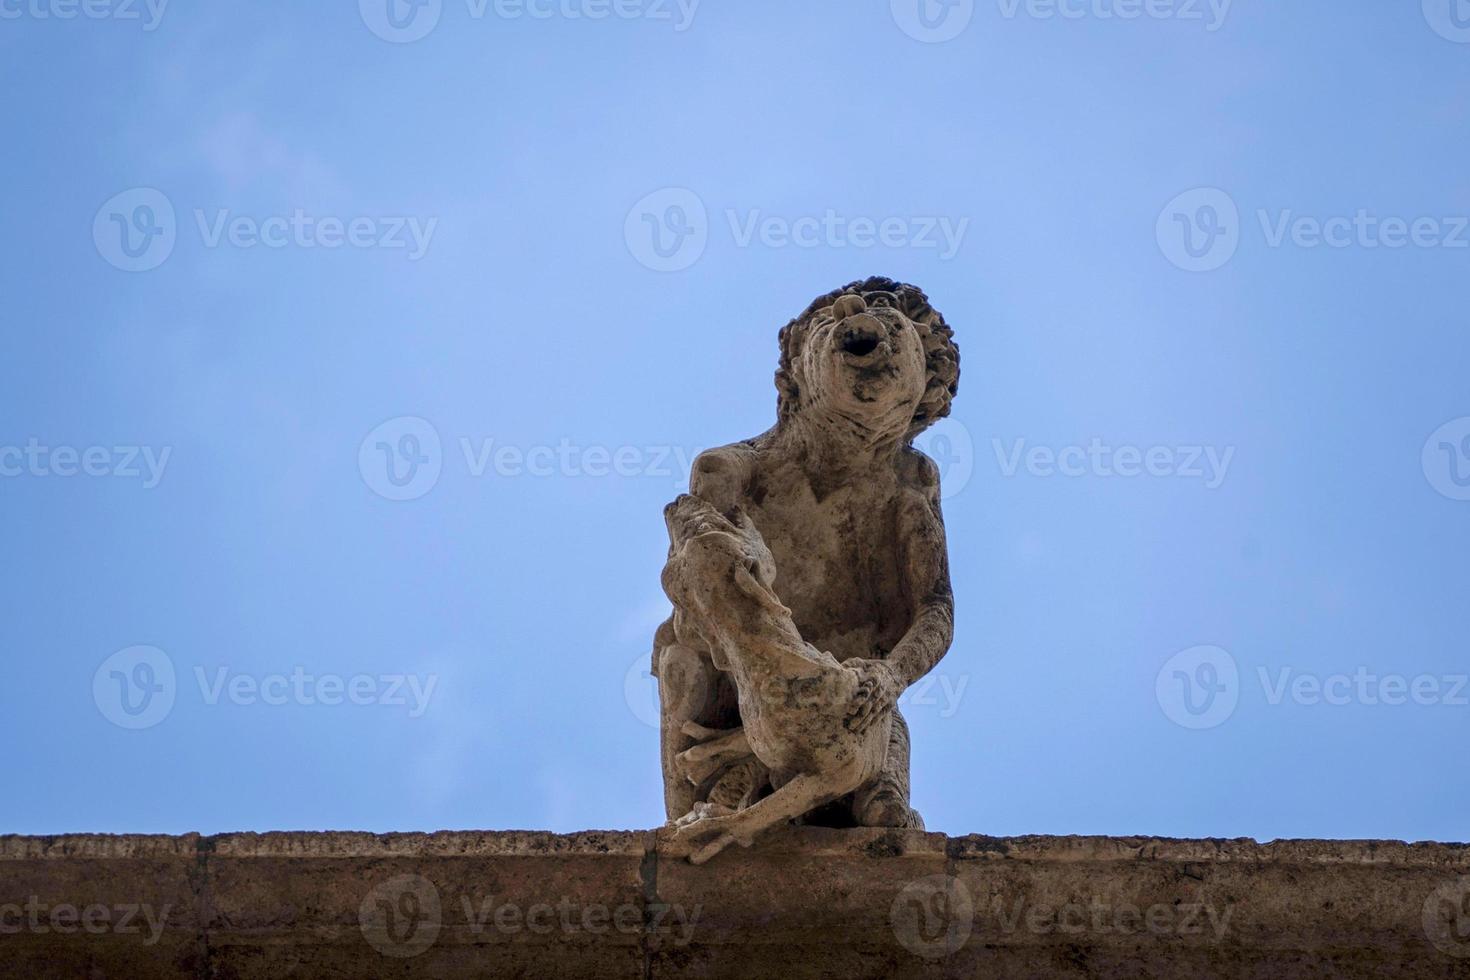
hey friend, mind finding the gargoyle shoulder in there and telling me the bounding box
[689,442,759,514]
[897,446,943,502]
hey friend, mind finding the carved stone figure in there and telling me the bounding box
[653,277,960,863]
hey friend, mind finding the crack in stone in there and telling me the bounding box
[640,837,660,980]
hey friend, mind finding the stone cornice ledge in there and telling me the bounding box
[1,828,1467,978]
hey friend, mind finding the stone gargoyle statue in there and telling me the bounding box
[652,277,960,864]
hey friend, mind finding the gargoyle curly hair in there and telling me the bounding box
[775,276,960,440]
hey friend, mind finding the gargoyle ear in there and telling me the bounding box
[774,366,800,419]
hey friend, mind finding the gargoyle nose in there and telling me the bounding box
[831,294,867,320]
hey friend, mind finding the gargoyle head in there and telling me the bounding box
[775,277,960,443]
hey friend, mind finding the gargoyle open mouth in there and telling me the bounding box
[837,318,886,360]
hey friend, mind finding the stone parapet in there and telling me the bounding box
[1,828,1467,978]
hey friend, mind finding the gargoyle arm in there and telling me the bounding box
[884,456,956,689]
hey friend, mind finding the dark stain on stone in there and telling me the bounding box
[639,843,659,980]
[949,836,1010,859]
[863,833,905,859]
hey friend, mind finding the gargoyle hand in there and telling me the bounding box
[843,658,904,735]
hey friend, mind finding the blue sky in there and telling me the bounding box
[1,0,1467,843]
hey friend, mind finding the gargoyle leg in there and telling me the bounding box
[681,771,836,865]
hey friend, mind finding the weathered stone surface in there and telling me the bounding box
[203,830,652,979]
[655,278,962,862]
[0,834,202,978]
[2,829,1467,978]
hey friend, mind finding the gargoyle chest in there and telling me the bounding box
[744,489,910,657]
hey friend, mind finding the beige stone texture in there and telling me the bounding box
[655,278,961,861]
[2,829,1467,978]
